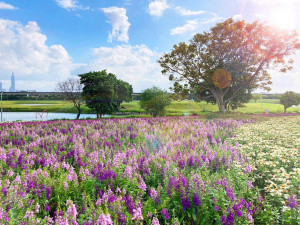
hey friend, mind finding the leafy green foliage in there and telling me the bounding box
[159,18,300,112]
[252,94,263,103]
[79,70,132,118]
[280,91,300,113]
[139,86,171,117]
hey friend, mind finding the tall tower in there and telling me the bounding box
[9,71,15,92]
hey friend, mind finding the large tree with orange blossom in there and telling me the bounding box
[158,18,300,112]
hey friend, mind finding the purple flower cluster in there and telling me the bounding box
[0,117,263,224]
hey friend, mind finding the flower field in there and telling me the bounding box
[227,116,300,224]
[0,116,298,224]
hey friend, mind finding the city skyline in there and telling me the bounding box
[0,0,299,93]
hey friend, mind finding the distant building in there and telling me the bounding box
[9,71,16,92]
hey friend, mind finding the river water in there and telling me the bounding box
[0,112,110,122]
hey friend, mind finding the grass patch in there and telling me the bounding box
[2,99,300,116]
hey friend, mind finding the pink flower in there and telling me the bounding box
[244,165,252,174]
[7,169,14,177]
[124,166,133,179]
[132,207,143,221]
[149,188,157,199]
[248,181,253,189]
[139,180,147,192]
[152,217,160,225]
[35,203,40,213]
[246,212,254,223]
[64,182,68,190]
[96,214,113,225]
[66,200,78,224]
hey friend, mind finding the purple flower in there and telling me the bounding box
[178,159,186,169]
[118,213,126,225]
[192,193,201,206]
[244,165,252,174]
[1,187,8,196]
[125,195,136,215]
[287,195,298,209]
[45,204,50,212]
[148,188,158,199]
[181,194,191,210]
[161,208,170,220]
[225,187,235,200]
[221,211,235,225]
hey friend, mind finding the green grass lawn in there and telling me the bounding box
[2,99,300,115]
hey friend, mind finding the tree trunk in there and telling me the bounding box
[216,95,226,113]
[97,113,100,119]
[284,107,287,113]
[75,107,81,120]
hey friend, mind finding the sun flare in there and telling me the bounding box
[268,6,297,30]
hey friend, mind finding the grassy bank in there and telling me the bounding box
[1,99,300,115]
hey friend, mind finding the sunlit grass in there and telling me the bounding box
[2,99,300,115]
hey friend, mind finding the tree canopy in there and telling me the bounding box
[79,70,132,118]
[252,93,263,103]
[280,91,300,113]
[140,86,171,117]
[159,18,300,112]
[56,77,83,120]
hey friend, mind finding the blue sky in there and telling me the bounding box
[0,0,299,92]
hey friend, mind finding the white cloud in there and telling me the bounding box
[148,0,170,17]
[0,2,16,10]
[170,15,224,35]
[86,45,170,92]
[0,19,80,91]
[175,7,206,16]
[56,0,89,11]
[101,7,131,43]
[170,19,199,35]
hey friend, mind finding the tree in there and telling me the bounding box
[79,70,132,119]
[252,94,263,103]
[280,91,299,113]
[139,86,171,117]
[56,77,83,120]
[159,18,300,112]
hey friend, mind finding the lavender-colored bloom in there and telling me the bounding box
[152,217,160,225]
[149,188,158,199]
[132,207,143,221]
[244,165,252,174]
[161,208,170,220]
[287,195,298,209]
[96,214,113,225]
[139,180,147,192]
[247,181,253,189]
